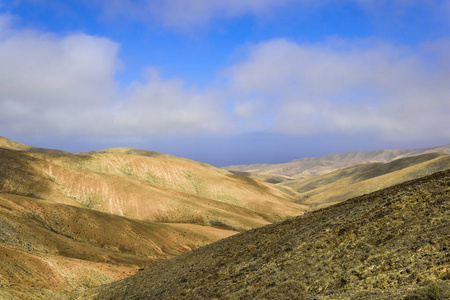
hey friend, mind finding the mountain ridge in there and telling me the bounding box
[283,152,450,210]
[225,144,450,179]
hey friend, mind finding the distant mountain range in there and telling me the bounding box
[281,152,450,210]
[226,144,450,211]
[225,144,450,180]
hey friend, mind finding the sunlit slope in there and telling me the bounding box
[0,146,302,231]
[0,136,71,155]
[77,147,299,220]
[281,153,450,210]
[0,138,303,298]
[83,170,450,300]
[225,144,450,179]
[0,192,236,293]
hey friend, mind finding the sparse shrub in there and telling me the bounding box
[403,282,450,300]
[118,244,133,253]
[183,170,207,196]
[80,191,102,209]
[209,219,236,231]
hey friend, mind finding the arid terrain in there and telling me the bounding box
[78,170,450,300]
[0,136,448,299]
[227,146,450,211]
[0,136,303,298]
[282,153,450,210]
[226,144,450,180]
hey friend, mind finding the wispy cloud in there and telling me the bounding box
[95,0,296,30]
[112,69,230,135]
[93,0,450,30]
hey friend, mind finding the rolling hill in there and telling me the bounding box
[0,192,236,290]
[0,137,302,230]
[282,152,450,210]
[226,143,450,211]
[0,136,304,297]
[77,170,450,300]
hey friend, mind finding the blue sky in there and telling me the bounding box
[1,0,449,166]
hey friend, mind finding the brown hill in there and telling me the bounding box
[0,142,302,231]
[282,153,450,210]
[225,144,450,179]
[0,192,236,291]
[0,137,304,297]
[80,170,450,300]
[0,136,71,156]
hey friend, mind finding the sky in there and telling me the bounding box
[0,0,449,166]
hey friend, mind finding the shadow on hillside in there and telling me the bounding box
[0,148,51,199]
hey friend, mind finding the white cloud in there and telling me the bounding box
[1,9,448,143]
[0,24,119,134]
[224,38,450,141]
[0,31,119,106]
[0,17,230,136]
[111,69,230,135]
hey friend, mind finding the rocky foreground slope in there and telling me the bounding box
[81,170,450,300]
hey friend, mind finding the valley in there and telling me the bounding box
[0,136,448,299]
[79,170,450,300]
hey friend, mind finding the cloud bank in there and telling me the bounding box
[1,13,449,144]
[0,15,230,137]
[225,38,450,141]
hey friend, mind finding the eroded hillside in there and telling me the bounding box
[83,170,450,300]
[0,137,304,298]
[0,142,302,231]
[0,193,236,288]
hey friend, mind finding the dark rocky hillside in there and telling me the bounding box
[84,170,450,300]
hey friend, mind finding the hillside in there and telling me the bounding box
[0,193,236,292]
[79,170,450,300]
[282,152,450,210]
[0,137,304,297]
[0,136,71,156]
[0,137,302,230]
[225,144,450,179]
